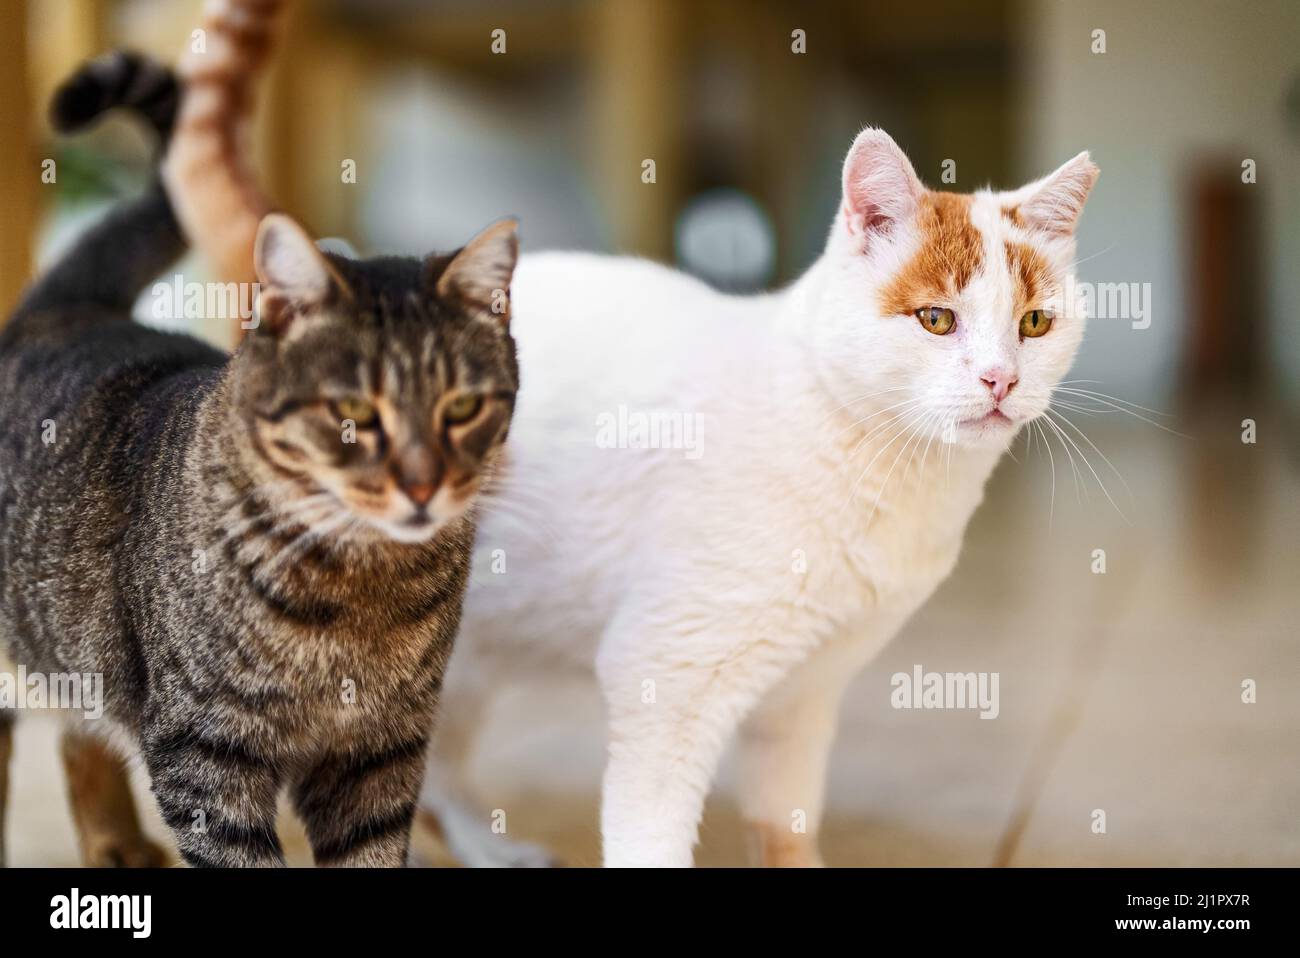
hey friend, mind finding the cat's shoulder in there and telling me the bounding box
[515,251,720,307]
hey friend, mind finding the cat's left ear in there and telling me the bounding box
[1011,152,1100,237]
[432,218,519,324]
[841,128,924,250]
[253,213,348,335]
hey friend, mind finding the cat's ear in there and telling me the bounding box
[253,213,346,334]
[841,128,924,249]
[1010,152,1100,237]
[433,218,519,322]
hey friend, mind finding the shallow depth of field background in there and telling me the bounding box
[0,0,1297,866]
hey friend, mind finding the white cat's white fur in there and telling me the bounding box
[419,129,1098,867]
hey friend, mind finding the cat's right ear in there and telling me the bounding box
[841,128,924,252]
[253,213,345,334]
[433,218,520,324]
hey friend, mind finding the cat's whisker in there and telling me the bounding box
[1042,410,1129,524]
[259,506,355,579]
[1046,408,1135,513]
[846,406,927,512]
[1040,408,1133,519]
[1040,413,1084,504]
[912,409,947,479]
[1051,386,1187,437]
[864,409,934,525]
[212,480,323,524]
[1060,242,1115,274]
[473,492,563,547]
[897,411,931,483]
[916,409,946,482]
[817,385,909,429]
[1059,421,1088,505]
[473,475,565,544]
[214,492,336,549]
[944,415,955,489]
[827,384,908,410]
[236,496,341,558]
[210,477,308,515]
[845,401,926,460]
[833,395,923,441]
[485,481,557,515]
[335,515,370,551]
[1054,386,1172,416]
[1049,399,1101,417]
[1034,419,1057,528]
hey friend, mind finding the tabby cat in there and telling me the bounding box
[0,53,520,867]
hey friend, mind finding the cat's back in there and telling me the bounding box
[463,252,783,655]
[0,309,225,427]
[0,310,226,519]
[510,251,761,395]
[0,309,226,685]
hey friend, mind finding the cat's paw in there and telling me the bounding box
[417,802,564,867]
[83,834,170,868]
[442,826,563,868]
[472,837,563,869]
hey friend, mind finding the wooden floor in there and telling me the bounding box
[5,409,1298,866]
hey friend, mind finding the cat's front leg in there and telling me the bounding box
[291,732,429,867]
[143,726,285,867]
[596,625,813,867]
[735,638,877,867]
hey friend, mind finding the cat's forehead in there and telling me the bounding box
[373,326,444,393]
[879,190,1058,316]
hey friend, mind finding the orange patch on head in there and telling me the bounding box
[1004,241,1052,307]
[879,192,984,317]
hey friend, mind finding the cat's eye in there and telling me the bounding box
[443,393,483,425]
[333,397,378,427]
[916,307,955,336]
[1020,309,1053,338]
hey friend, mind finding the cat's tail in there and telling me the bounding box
[16,52,184,317]
[162,0,289,290]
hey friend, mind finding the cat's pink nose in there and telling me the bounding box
[403,481,437,508]
[980,370,1018,403]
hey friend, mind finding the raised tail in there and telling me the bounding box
[16,52,184,317]
[163,0,289,290]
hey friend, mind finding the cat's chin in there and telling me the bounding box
[360,511,469,545]
[366,518,444,545]
[953,410,1022,449]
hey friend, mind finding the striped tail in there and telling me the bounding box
[16,52,184,317]
[163,0,290,291]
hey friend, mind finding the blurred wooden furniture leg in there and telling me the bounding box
[589,0,685,261]
[0,0,36,317]
[263,1,364,244]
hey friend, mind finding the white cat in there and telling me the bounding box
[417,130,1099,867]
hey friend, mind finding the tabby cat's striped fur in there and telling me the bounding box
[0,53,520,867]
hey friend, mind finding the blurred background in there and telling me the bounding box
[0,0,1296,866]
